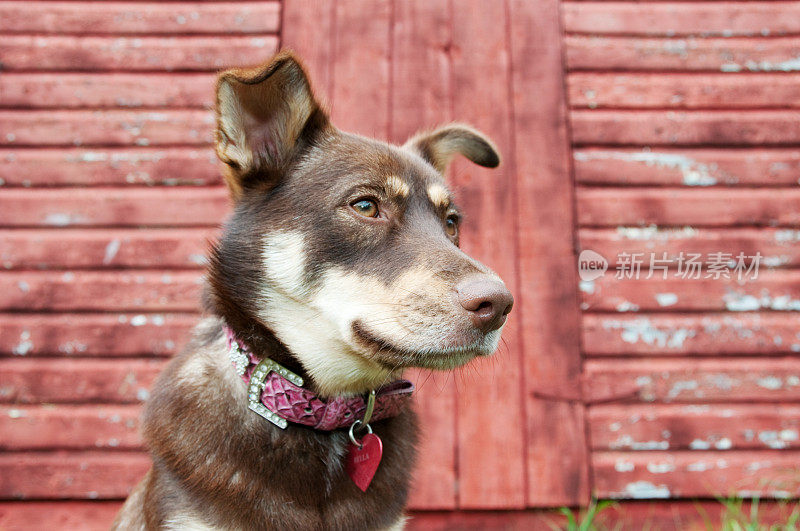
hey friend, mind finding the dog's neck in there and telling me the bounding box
[204,286,312,387]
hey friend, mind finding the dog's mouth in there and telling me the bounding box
[350,320,494,370]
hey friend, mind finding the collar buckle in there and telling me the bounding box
[247,357,305,429]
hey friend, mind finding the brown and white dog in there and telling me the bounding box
[112,51,513,530]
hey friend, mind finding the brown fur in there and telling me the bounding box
[114,51,507,530]
[114,318,417,530]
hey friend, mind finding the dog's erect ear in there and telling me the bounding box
[403,124,500,174]
[215,51,329,197]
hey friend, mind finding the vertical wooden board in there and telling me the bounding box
[404,370,458,510]
[390,0,457,510]
[281,0,335,101]
[509,0,589,506]
[330,0,392,138]
[389,0,452,142]
[450,0,526,509]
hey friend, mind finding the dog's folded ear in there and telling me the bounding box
[403,124,500,174]
[215,51,329,198]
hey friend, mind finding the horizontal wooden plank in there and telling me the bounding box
[0,2,280,34]
[0,405,142,450]
[0,148,220,187]
[37,448,799,505]
[0,358,164,404]
[573,148,800,186]
[577,188,800,227]
[0,313,197,356]
[0,501,123,530]
[0,503,797,531]
[0,228,212,269]
[590,403,800,451]
[581,270,800,312]
[0,271,203,311]
[418,503,800,530]
[0,73,215,109]
[0,502,797,531]
[569,73,800,110]
[584,358,800,403]
[0,452,149,499]
[594,450,800,498]
[571,110,800,146]
[0,110,214,147]
[0,188,228,227]
[583,313,800,356]
[0,35,279,72]
[566,36,800,72]
[580,228,800,269]
[562,2,800,37]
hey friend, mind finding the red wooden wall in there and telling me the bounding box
[2,1,800,529]
[566,0,800,502]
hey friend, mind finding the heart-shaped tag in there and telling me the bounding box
[345,432,383,492]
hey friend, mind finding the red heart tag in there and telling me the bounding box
[345,432,383,492]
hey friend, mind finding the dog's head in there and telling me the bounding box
[210,52,513,396]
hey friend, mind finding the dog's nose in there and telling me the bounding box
[456,277,513,332]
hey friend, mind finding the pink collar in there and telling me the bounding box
[225,326,414,431]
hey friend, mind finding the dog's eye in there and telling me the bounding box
[445,214,459,237]
[351,199,379,218]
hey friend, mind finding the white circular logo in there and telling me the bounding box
[578,249,608,281]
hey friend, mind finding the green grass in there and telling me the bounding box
[553,497,800,531]
[550,498,619,531]
[699,497,800,531]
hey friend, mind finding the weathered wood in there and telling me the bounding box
[509,0,589,507]
[0,228,213,269]
[0,501,123,531]
[404,370,458,511]
[562,2,800,37]
[583,313,800,356]
[329,0,391,139]
[0,313,197,357]
[0,405,142,450]
[0,148,220,187]
[569,74,800,110]
[413,501,800,530]
[281,0,335,100]
[0,358,165,404]
[593,450,800,498]
[0,73,215,109]
[0,2,280,35]
[389,0,457,511]
[389,0,452,143]
[580,228,800,269]
[577,188,800,227]
[582,270,800,313]
[0,271,203,312]
[0,452,150,499]
[408,509,564,529]
[0,110,214,147]
[567,36,800,72]
[573,148,800,186]
[0,501,796,531]
[572,110,800,146]
[584,358,800,403]
[0,35,278,71]
[452,0,527,509]
[0,188,228,227]
[590,403,800,451]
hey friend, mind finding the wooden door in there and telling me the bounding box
[283,0,589,509]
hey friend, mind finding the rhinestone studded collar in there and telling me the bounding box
[224,326,415,430]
